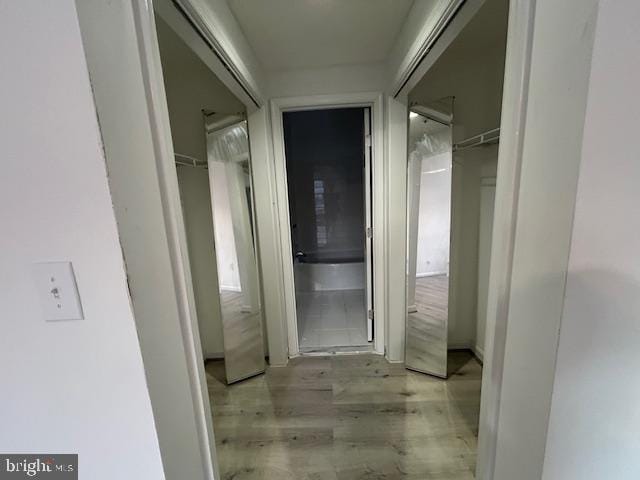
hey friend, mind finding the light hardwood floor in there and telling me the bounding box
[206,351,481,479]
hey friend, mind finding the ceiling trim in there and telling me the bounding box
[397,0,488,99]
[390,0,468,97]
[168,0,265,108]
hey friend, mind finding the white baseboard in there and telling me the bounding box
[447,343,484,363]
[219,285,242,292]
[407,304,418,313]
[416,271,448,278]
[386,358,405,364]
[204,351,224,360]
[472,345,485,362]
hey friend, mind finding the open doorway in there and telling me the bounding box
[283,108,374,353]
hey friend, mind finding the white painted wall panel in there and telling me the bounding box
[177,166,225,357]
[543,1,640,478]
[492,0,599,478]
[385,96,409,361]
[475,180,495,360]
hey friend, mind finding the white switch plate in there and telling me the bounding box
[32,262,84,321]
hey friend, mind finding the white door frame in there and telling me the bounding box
[363,108,374,342]
[128,1,221,478]
[270,94,386,358]
[475,1,537,478]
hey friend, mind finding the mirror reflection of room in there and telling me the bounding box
[206,115,265,384]
[405,110,453,378]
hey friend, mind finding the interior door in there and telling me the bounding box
[206,115,265,384]
[363,108,374,342]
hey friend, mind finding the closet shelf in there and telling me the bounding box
[453,127,500,152]
[175,153,207,169]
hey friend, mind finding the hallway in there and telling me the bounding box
[206,353,481,479]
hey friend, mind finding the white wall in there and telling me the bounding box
[267,63,386,98]
[450,147,499,352]
[219,159,261,314]
[177,166,225,357]
[406,146,421,310]
[448,153,480,348]
[208,161,242,291]
[0,2,164,478]
[475,177,496,360]
[416,152,452,277]
[542,1,640,478]
[157,16,244,159]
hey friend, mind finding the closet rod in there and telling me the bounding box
[175,153,207,169]
[453,127,500,152]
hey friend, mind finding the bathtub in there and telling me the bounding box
[294,259,365,292]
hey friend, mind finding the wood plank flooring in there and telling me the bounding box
[206,351,481,479]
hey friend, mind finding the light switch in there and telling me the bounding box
[32,262,84,321]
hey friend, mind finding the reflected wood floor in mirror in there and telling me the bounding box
[220,290,265,383]
[406,275,449,378]
[206,352,481,479]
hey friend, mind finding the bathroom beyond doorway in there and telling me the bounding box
[283,108,374,353]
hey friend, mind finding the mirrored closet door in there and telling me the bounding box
[206,113,265,384]
[405,100,454,378]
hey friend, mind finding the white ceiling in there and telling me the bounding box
[227,0,415,71]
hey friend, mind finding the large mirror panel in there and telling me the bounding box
[206,114,265,384]
[405,102,453,378]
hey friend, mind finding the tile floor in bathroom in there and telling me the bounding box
[296,289,369,351]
